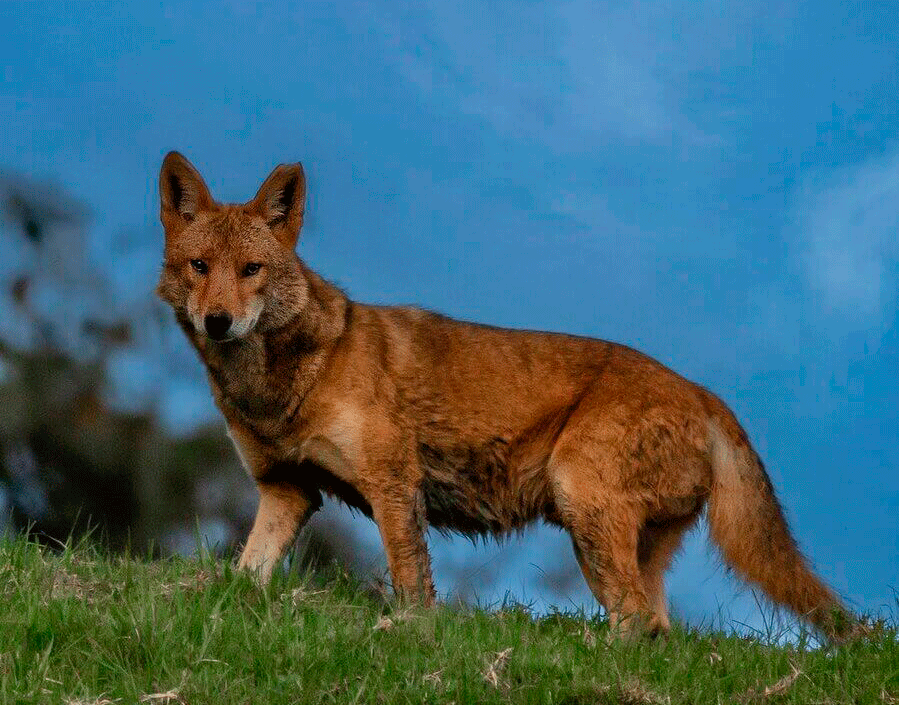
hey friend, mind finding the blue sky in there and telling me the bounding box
[1,1,897,631]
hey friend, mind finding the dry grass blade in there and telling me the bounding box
[65,699,118,705]
[423,669,443,686]
[290,586,327,605]
[762,662,802,697]
[617,679,670,705]
[373,615,394,631]
[139,691,186,704]
[740,662,802,701]
[51,569,92,601]
[882,690,899,704]
[482,647,512,688]
[158,569,217,597]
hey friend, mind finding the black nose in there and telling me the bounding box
[204,313,232,340]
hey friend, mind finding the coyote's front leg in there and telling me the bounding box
[238,480,318,584]
[371,486,435,605]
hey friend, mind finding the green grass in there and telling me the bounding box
[1,535,896,705]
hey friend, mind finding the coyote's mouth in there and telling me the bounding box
[193,300,262,342]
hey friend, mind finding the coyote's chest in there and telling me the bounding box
[199,336,319,441]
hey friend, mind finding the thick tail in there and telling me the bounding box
[706,418,855,640]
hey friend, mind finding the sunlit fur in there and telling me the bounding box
[158,152,857,641]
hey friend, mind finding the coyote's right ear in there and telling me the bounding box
[159,151,213,232]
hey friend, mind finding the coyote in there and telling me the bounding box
[157,152,854,638]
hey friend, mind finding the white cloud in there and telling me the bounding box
[368,1,678,146]
[796,152,899,323]
[366,0,800,152]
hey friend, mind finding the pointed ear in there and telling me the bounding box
[159,151,214,231]
[251,163,306,248]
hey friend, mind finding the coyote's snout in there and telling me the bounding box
[158,151,856,640]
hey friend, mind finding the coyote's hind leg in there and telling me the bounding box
[636,515,698,634]
[565,501,654,637]
[551,451,654,635]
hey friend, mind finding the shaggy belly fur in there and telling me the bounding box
[295,440,557,538]
[418,439,556,537]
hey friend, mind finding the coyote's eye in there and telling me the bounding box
[190,259,207,274]
[243,262,262,277]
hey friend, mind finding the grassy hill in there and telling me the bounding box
[1,535,895,704]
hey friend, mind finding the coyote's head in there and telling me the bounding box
[156,152,308,342]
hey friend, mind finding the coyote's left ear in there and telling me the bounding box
[251,163,306,249]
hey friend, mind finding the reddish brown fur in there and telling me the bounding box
[157,152,855,639]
